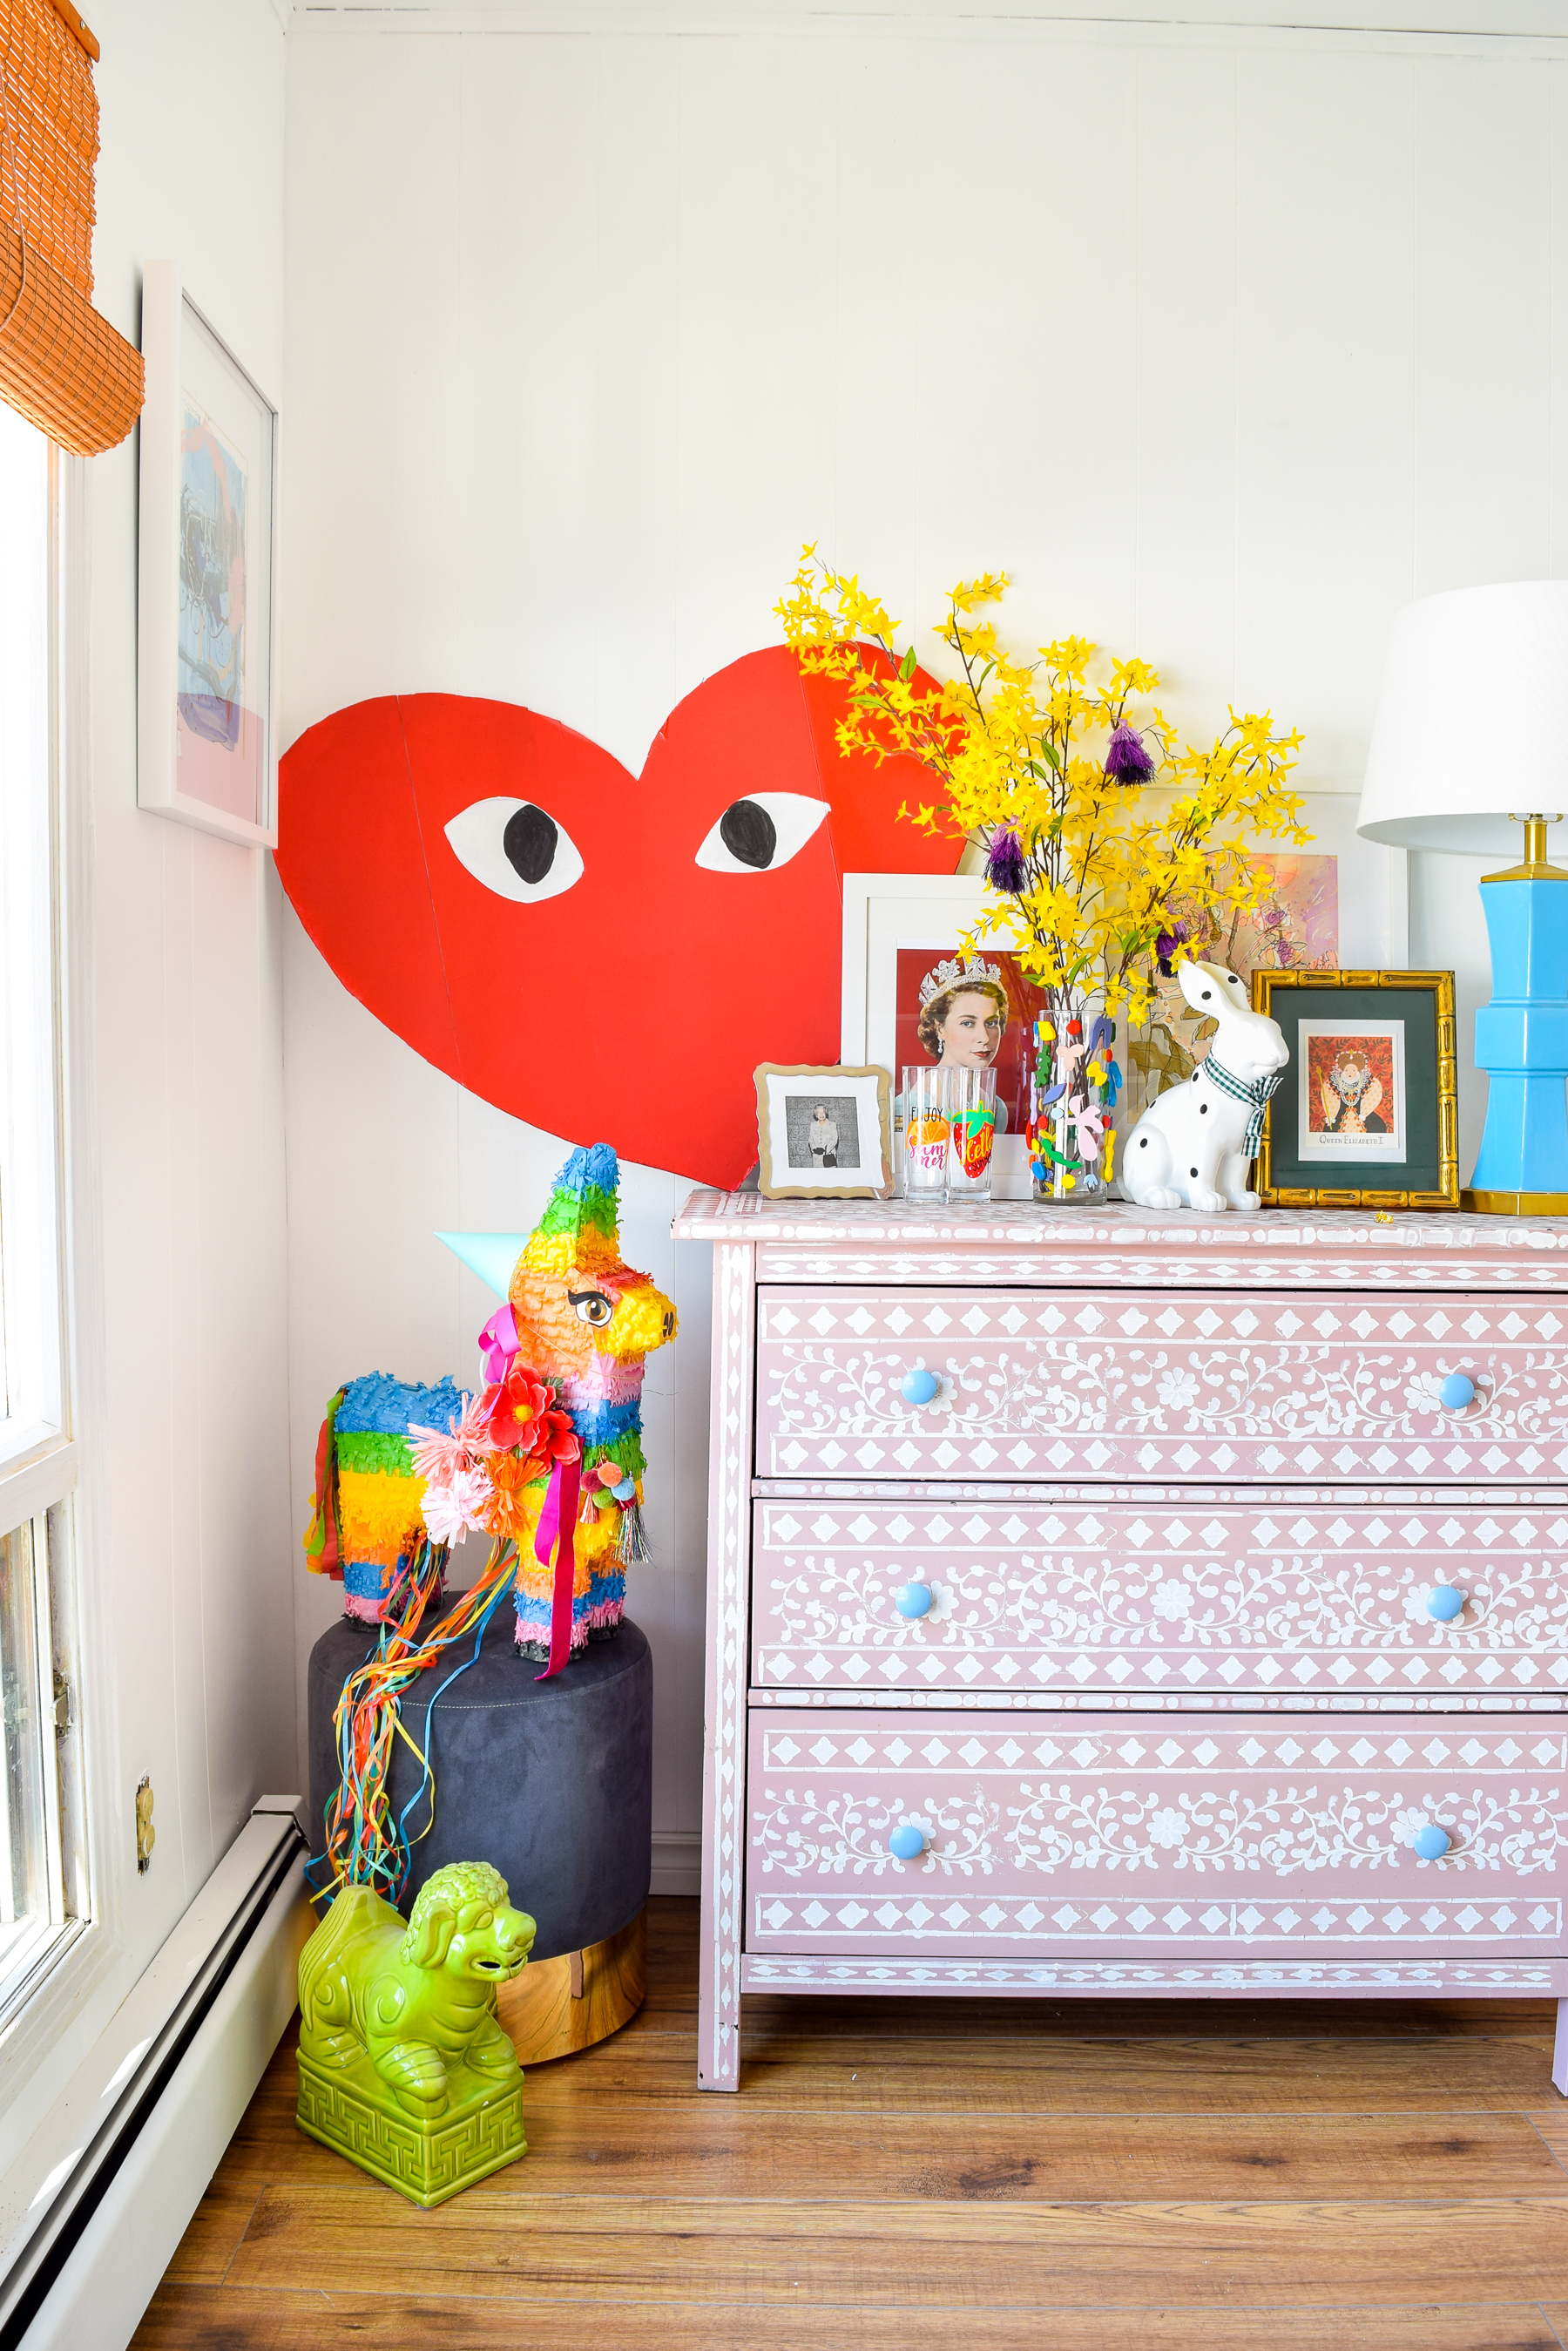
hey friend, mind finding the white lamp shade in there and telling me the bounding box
[1357,581,1568,856]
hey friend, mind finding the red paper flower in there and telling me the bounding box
[480,1360,579,1469]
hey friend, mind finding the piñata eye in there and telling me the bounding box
[444,797,585,903]
[695,793,830,874]
[568,1289,614,1326]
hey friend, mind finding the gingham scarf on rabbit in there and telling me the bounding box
[1201,1054,1283,1159]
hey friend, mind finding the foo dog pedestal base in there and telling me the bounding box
[296,2053,525,2207]
[497,1906,645,2064]
[308,1611,653,2064]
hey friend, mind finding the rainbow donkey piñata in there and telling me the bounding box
[497,1142,676,1658]
[303,1145,675,1900]
[304,1143,676,1662]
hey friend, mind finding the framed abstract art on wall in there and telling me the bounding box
[137,261,280,847]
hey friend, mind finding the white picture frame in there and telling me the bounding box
[1297,1018,1409,1162]
[137,261,280,848]
[841,875,1034,1202]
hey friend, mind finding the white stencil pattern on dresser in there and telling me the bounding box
[674,1195,1568,1291]
[674,1194,1568,2091]
[756,1288,1568,1482]
[752,1495,1568,1695]
[747,1716,1568,1954]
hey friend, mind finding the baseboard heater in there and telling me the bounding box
[0,1799,308,2351]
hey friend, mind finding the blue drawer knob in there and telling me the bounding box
[900,1368,940,1406]
[1426,1587,1464,1623]
[895,1582,933,1620]
[888,1824,927,1860]
[1439,1372,1476,1410]
[1411,1823,1452,1860]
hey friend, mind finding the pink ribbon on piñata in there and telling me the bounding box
[532,1453,581,1679]
[478,1302,520,1384]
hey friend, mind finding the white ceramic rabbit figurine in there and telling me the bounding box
[1119,959,1289,1213]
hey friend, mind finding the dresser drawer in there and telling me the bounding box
[755,1286,1568,1483]
[751,1494,1568,1697]
[746,1711,1568,1958]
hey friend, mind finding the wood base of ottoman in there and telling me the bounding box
[497,1906,646,2065]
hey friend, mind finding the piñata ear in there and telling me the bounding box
[517,1142,624,1286]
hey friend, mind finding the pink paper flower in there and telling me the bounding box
[411,1393,499,1546]
[418,1465,491,1547]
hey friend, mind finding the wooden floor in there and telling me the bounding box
[132,1898,1568,2349]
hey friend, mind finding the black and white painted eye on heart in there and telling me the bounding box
[444,797,585,904]
[695,793,830,874]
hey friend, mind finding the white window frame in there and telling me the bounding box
[0,437,127,2113]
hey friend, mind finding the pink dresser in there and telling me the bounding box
[670,1193,1568,2092]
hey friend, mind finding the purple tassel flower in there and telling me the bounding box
[984,823,1028,895]
[1105,722,1155,787]
[1155,921,1187,977]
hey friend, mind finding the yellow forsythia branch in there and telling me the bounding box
[775,546,1308,1024]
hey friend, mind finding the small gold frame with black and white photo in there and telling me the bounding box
[754,1064,894,1200]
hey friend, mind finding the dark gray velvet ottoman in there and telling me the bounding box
[306,1612,652,1964]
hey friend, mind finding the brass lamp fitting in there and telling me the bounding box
[1484,812,1568,883]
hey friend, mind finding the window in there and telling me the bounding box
[0,398,88,2027]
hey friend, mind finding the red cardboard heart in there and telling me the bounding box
[276,647,956,1184]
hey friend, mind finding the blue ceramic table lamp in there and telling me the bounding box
[1358,582,1568,1216]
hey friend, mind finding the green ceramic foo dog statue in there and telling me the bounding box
[296,1860,536,2206]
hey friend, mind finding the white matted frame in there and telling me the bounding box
[842,816,1409,1057]
[841,875,1030,1198]
[137,261,280,848]
[754,1064,893,1200]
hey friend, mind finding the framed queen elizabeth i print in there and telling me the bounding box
[1251,971,1458,1209]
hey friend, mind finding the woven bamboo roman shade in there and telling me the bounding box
[0,0,142,454]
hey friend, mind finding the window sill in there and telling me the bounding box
[0,1437,77,1526]
[0,1919,123,2174]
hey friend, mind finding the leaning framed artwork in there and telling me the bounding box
[754,1065,894,1200]
[1251,971,1458,1209]
[1119,795,1409,1127]
[137,261,280,847]
[841,876,1038,1197]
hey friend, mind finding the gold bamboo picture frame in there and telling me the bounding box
[1250,970,1459,1209]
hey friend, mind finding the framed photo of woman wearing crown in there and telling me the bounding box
[898,952,1042,1133]
[1251,969,1459,1209]
[841,877,1049,1196]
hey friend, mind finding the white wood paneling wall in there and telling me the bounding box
[87,0,295,1952]
[281,12,1568,1857]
